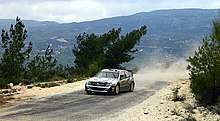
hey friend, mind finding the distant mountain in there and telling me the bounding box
[0,9,219,67]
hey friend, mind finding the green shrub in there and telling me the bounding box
[22,79,35,85]
[35,82,60,88]
[67,78,74,83]
[196,88,220,105]
[217,96,220,103]
[172,88,185,102]
[48,76,64,82]
[0,78,8,89]
[187,20,220,105]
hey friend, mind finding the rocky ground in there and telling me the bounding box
[103,79,220,121]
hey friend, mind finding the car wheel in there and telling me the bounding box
[129,82,134,92]
[86,91,92,94]
[115,84,120,95]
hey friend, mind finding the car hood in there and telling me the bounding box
[87,77,117,83]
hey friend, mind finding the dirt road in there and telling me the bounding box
[0,75,170,121]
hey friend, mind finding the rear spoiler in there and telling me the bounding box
[126,69,133,77]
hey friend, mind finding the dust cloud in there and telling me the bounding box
[134,42,201,84]
[135,59,189,83]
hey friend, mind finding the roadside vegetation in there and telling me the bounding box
[73,26,147,76]
[0,17,71,88]
[0,17,147,89]
[187,15,220,105]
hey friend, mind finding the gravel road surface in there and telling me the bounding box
[0,75,170,121]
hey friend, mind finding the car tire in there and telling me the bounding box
[129,82,134,92]
[115,84,120,95]
[86,91,92,94]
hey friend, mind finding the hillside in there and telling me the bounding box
[0,9,218,67]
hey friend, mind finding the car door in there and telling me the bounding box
[119,71,127,91]
[124,71,131,90]
[120,71,129,91]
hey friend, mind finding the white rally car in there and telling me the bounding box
[85,69,135,95]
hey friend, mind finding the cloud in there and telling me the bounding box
[0,0,219,23]
[0,0,107,22]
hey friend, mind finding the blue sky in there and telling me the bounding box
[0,0,220,23]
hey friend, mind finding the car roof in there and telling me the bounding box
[101,69,125,72]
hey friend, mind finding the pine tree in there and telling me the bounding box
[104,26,147,68]
[73,26,147,76]
[0,17,32,85]
[26,45,57,81]
[187,20,220,104]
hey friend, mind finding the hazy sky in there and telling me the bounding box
[0,0,220,23]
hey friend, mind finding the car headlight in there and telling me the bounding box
[106,82,112,87]
[86,81,91,85]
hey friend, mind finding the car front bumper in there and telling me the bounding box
[85,85,115,93]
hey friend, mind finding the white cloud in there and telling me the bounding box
[0,0,219,23]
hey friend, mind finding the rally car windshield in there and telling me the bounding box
[95,71,119,79]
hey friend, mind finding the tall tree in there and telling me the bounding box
[104,26,147,68]
[25,45,57,81]
[73,33,99,69]
[73,26,147,75]
[0,17,32,84]
[187,19,220,104]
